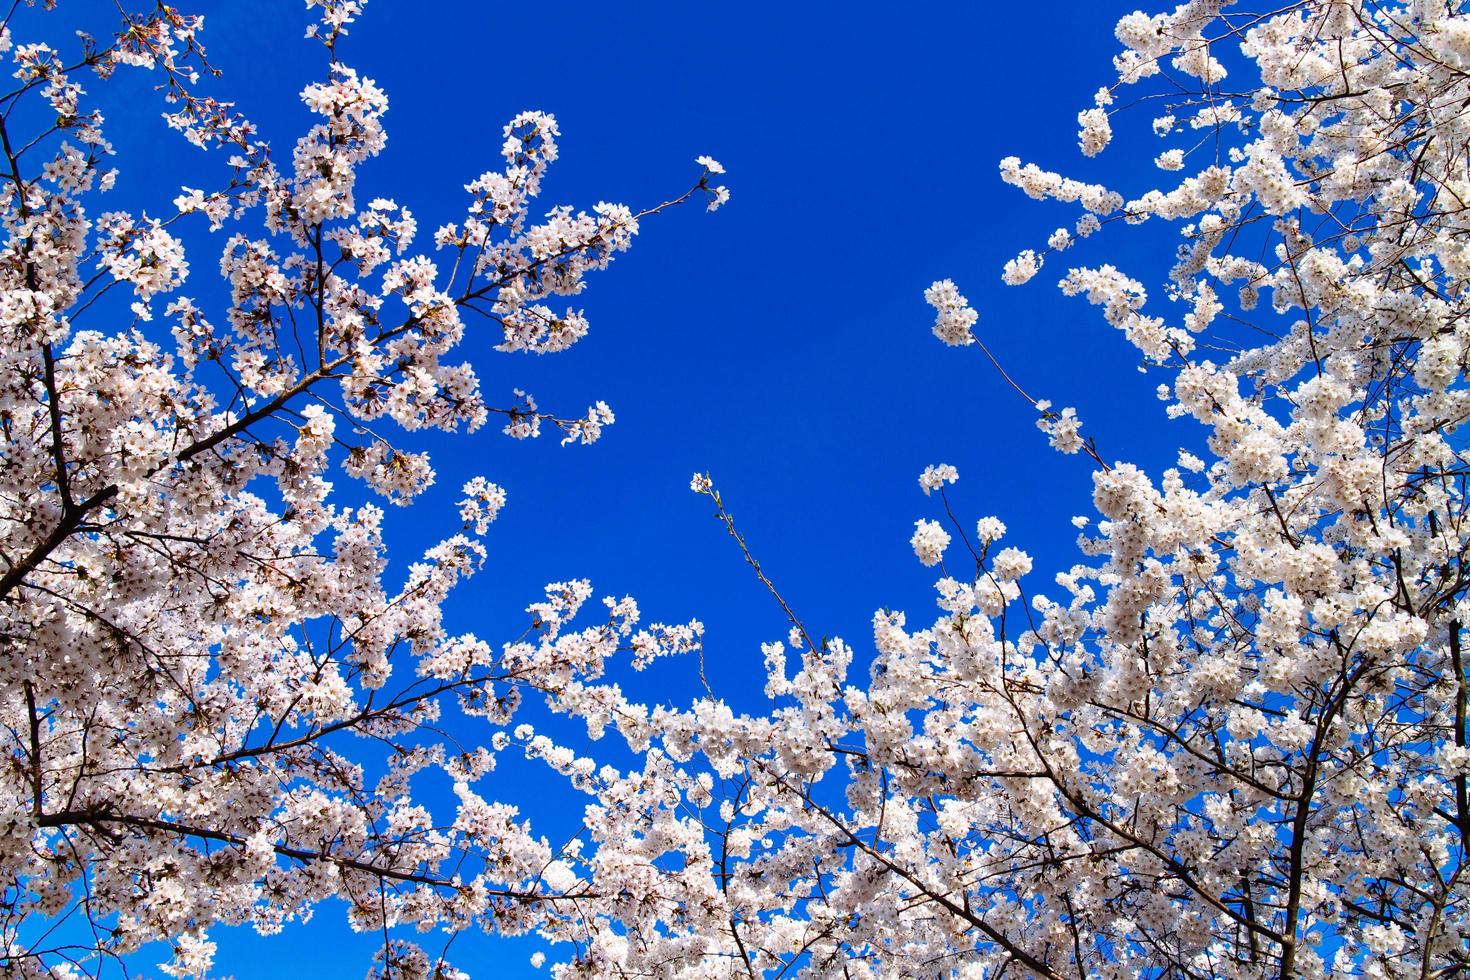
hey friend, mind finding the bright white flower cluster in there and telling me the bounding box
[1076,106,1111,156]
[458,476,508,534]
[910,518,950,566]
[923,278,977,346]
[1154,147,1185,171]
[1001,248,1041,285]
[696,155,730,211]
[918,462,959,495]
[1034,399,1084,454]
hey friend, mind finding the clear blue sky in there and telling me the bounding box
[54,0,1198,974]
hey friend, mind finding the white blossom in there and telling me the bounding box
[924,278,977,346]
[918,463,959,495]
[910,519,950,566]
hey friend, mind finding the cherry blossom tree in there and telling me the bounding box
[10,0,1470,977]
[504,1,1470,976]
[0,0,725,976]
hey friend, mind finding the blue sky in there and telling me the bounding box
[49,0,1202,974]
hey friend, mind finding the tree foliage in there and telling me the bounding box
[0,2,721,976]
[6,0,1470,978]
